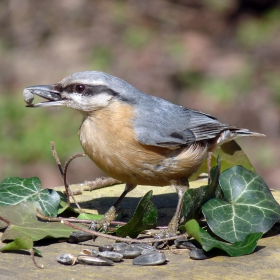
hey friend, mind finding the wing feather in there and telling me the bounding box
[133,95,231,148]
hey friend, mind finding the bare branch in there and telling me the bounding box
[50,141,64,178]
[83,177,122,191]
[63,152,86,212]
[50,141,85,211]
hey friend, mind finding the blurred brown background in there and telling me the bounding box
[0,0,279,189]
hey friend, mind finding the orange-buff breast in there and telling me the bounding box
[79,100,208,186]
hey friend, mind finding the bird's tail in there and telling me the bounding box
[214,128,265,148]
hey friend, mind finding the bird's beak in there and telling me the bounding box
[23,84,66,107]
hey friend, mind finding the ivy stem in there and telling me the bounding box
[30,248,44,269]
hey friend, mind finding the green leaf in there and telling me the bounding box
[57,191,78,216]
[1,235,33,252]
[185,219,262,257]
[182,157,221,222]
[77,212,103,220]
[33,248,42,257]
[0,203,76,242]
[116,191,157,238]
[190,140,254,181]
[0,177,60,217]
[203,166,280,243]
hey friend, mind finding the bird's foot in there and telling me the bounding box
[89,206,117,233]
[154,215,179,248]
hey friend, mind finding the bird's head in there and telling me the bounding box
[23,71,138,114]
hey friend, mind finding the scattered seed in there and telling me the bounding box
[175,238,197,250]
[113,242,130,251]
[131,243,155,251]
[99,244,114,252]
[99,251,123,262]
[189,249,208,260]
[80,249,99,257]
[56,253,77,265]
[68,231,93,243]
[117,246,142,259]
[77,255,113,266]
[141,248,158,255]
[133,252,166,266]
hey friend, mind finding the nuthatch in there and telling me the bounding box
[23,71,265,236]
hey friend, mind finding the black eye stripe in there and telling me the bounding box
[62,84,119,96]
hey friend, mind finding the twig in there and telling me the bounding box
[51,141,70,204]
[83,177,123,191]
[0,215,11,226]
[36,209,167,229]
[63,152,86,212]
[36,209,90,223]
[51,141,64,177]
[50,141,85,211]
[30,248,44,269]
[71,190,82,196]
[61,219,187,244]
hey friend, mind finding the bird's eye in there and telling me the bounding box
[75,84,85,93]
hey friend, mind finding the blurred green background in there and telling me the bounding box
[0,0,279,189]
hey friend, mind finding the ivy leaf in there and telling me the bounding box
[182,157,221,222]
[56,191,78,216]
[203,166,280,243]
[0,203,76,242]
[1,235,33,252]
[0,177,60,217]
[33,248,42,257]
[185,219,262,257]
[116,191,157,238]
[190,140,254,181]
[77,212,103,220]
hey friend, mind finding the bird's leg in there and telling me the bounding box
[156,179,189,239]
[207,152,213,184]
[167,179,189,236]
[89,183,136,232]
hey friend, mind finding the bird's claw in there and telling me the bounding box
[153,213,180,248]
[89,206,117,233]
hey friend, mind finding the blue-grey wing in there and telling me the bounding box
[132,95,230,148]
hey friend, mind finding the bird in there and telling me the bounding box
[23,71,265,237]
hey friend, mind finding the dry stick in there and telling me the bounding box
[50,142,64,176]
[63,153,86,212]
[30,248,44,269]
[36,209,165,229]
[51,141,70,204]
[83,177,123,191]
[50,141,84,211]
[61,219,187,244]
[36,210,121,234]
[36,209,87,223]
[0,215,11,226]
[72,190,83,196]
